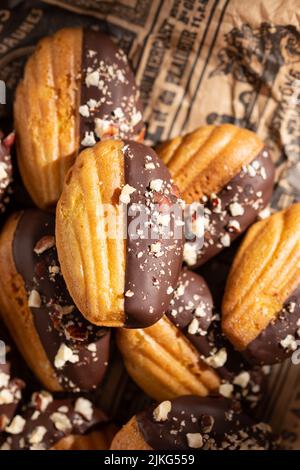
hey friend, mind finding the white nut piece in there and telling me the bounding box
[50,412,72,432]
[74,398,94,421]
[5,415,26,435]
[153,400,172,422]
[186,433,203,449]
[28,289,41,308]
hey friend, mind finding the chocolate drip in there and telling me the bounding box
[124,141,184,327]
[79,30,144,148]
[165,270,266,408]
[244,286,300,365]
[13,210,110,391]
[0,132,14,213]
[184,148,275,268]
[137,396,277,450]
[2,395,107,450]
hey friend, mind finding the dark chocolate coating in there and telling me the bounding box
[244,286,300,365]
[0,132,13,213]
[13,210,110,391]
[80,30,144,148]
[124,141,184,327]
[185,148,275,268]
[2,395,107,450]
[165,270,266,409]
[166,269,213,333]
[137,395,277,450]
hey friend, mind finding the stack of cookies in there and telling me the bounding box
[0,26,298,451]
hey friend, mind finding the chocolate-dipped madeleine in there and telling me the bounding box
[0,210,110,392]
[117,269,266,405]
[14,28,145,210]
[111,396,278,450]
[56,140,184,327]
[0,393,111,450]
[157,124,275,268]
[0,132,14,215]
[223,203,300,365]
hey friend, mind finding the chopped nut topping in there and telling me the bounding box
[125,290,134,297]
[74,398,94,421]
[262,365,271,375]
[195,304,206,317]
[0,163,8,181]
[229,202,244,217]
[286,302,296,313]
[53,304,74,316]
[49,265,60,275]
[87,343,96,352]
[54,343,79,369]
[119,184,136,204]
[150,241,163,256]
[28,426,47,444]
[183,243,198,266]
[79,105,90,117]
[31,411,40,421]
[153,400,172,422]
[28,289,41,308]
[191,216,204,238]
[0,389,14,405]
[219,383,234,398]
[280,334,297,351]
[186,432,203,449]
[233,371,250,388]
[50,412,72,432]
[85,70,100,87]
[258,207,271,220]
[145,162,155,170]
[210,193,222,212]
[220,234,231,247]
[31,390,53,412]
[227,220,241,233]
[5,415,26,435]
[188,317,200,335]
[205,348,227,368]
[0,372,9,388]
[150,179,164,192]
[157,213,171,227]
[34,235,55,254]
[81,131,96,147]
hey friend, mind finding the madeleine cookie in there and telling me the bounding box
[0,394,108,450]
[111,396,278,450]
[0,322,25,432]
[117,270,220,400]
[157,124,275,268]
[14,28,144,209]
[56,140,184,328]
[117,270,266,405]
[53,425,117,450]
[0,210,110,392]
[0,131,14,215]
[222,203,300,365]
